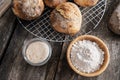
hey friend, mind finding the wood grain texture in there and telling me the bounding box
[0,9,16,60]
[0,0,11,17]
[55,42,78,80]
[45,42,63,80]
[0,23,63,80]
[54,0,120,80]
[0,0,120,80]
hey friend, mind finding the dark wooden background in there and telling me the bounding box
[0,0,120,80]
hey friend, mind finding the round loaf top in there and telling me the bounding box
[74,0,99,7]
[56,2,82,19]
[12,0,44,20]
[50,2,82,35]
[44,0,67,8]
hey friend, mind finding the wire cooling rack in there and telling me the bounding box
[18,0,106,42]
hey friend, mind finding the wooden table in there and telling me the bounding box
[0,0,120,80]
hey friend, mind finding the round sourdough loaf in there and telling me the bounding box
[50,2,82,35]
[109,4,120,35]
[12,0,44,20]
[74,0,99,7]
[44,0,67,8]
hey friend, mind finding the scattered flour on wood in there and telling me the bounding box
[70,40,104,73]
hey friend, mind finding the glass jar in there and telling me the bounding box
[22,38,52,66]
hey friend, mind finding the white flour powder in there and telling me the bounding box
[71,40,104,73]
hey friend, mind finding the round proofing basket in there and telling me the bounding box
[67,35,110,77]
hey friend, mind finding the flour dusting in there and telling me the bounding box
[70,40,104,73]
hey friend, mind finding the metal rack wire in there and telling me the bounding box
[18,0,106,42]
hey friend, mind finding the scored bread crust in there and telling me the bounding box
[74,0,99,7]
[12,0,44,20]
[44,0,67,8]
[50,2,82,35]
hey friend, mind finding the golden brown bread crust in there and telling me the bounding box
[12,0,44,20]
[50,2,82,35]
[109,4,120,35]
[74,0,99,7]
[44,0,67,8]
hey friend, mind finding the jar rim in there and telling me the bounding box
[22,38,52,66]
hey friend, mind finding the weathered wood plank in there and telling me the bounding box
[0,0,120,80]
[0,0,11,17]
[55,42,78,80]
[55,0,120,80]
[0,24,29,80]
[45,42,63,80]
[0,9,16,60]
[0,22,63,80]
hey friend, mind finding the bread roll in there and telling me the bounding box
[74,0,99,7]
[109,4,120,35]
[12,0,44,20]
[44,0,67,8]
[50,2,82,35]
